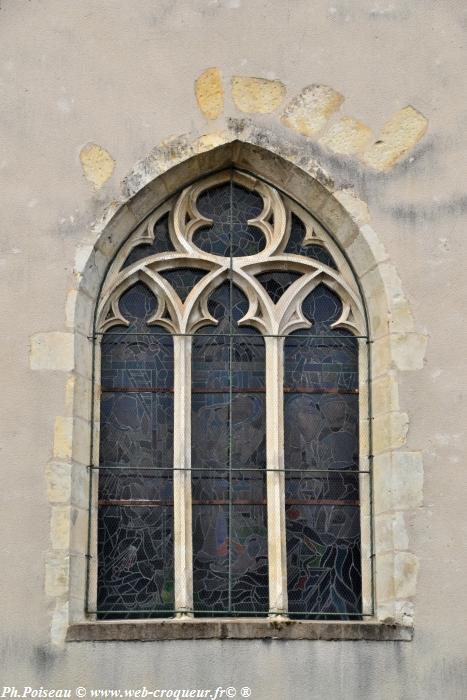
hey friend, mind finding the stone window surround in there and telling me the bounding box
[39,138,425,644]
[91,167,369,624]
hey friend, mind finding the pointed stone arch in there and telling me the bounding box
[40,137,425,643]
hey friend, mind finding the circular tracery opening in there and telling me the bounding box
[194,182,266,257]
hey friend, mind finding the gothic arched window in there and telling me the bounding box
[93,170,370,621]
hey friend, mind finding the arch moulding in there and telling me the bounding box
[38,137,425,644]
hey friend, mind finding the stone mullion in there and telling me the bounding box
[265,335,288,616]
[173,334,193,617]
[358,339,373,616]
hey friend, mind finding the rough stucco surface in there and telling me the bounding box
[1,1,467,698]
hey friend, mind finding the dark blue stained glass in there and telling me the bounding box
[159,268,207,302]
[98,283,174,617]
[256,271,302,304]
[284,395,359,472]
[193,183,266,257]
[284,284,361,618]
[122,214,174,268]
[192,505,268,616]
[99,392,173,470]
[97,505,174,619]
[286,504,361,618]
[192,282,268,615]
[285,213,337,269]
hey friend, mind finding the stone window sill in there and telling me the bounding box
[66,619,413,642]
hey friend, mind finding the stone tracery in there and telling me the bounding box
[97,170,365,338]
[94,168,369,619]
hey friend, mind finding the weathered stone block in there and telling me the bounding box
[281,84,344,136]
[50,506,72,550]
[346,224,389,277]
[362,262,415,337]
[65,288,93,335]
[394,552,419,599]
[73,246,107,300]
[391,332,427,371]
[232,76,286,113]
[65,374,92,422]
[371,335,392,379]
[70,507,90,555]
[320,116,373,155]
[94,203,138,258]
[53,417,73,460]
[70,463,91,510]
[45,555,69,597]
[46,461,72,504]
[69,552,87,601]
[375,512,409,555]
[373,451,424,514]
[372,411,409,454]
[194,131,231,153]
[53,416,90,465]
[195,68,224,120]
[371,371,400,417]
[74,331,93,381]
[72,417,92,466]
[391,452,424,510]
[50,601,69,646]
[363,106,428,171]
[375,553,395,603]
[80,143,115,189]
[333,189,371,226]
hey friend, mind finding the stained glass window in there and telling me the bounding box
[192,283,268,616]
[284,285,361,618]
[98,284,174,618]
[95,171,367,621]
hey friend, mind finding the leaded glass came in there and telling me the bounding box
[94,170,367,620]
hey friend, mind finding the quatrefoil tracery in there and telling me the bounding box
[97,170,365,337]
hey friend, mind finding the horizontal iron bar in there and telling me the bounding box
[88,609,370,617]
[93,332,368,339]
[101,386,359,395]
[92,465,369,474]
[98,498,359,507]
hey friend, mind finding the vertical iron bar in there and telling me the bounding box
[227,171,234,614]
[85,331,97,615]
[367,338,376,616]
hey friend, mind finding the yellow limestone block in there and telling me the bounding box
[281,84,344,136]
[79,143,115,189]
[194,132,230,153]
[363,106,428,171]
[320,116,373,155]
[231,76,286,114]
[195,68,224,120]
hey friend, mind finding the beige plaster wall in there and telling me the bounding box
[1,1,466,698]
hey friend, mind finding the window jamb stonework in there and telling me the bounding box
[87,169,370,622]
[35,139,424,643]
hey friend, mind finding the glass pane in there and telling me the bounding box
[284,284,361,618]
[97,504,174,619]
[286,504,361,617]
[122,213,174,268]
[192,282,267,615]
[284,213,337,269]
[159,268,207,302]
[192,503,268,615]
[193,182,266,257]
[256,271,302,303]
[98,283,174,617]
